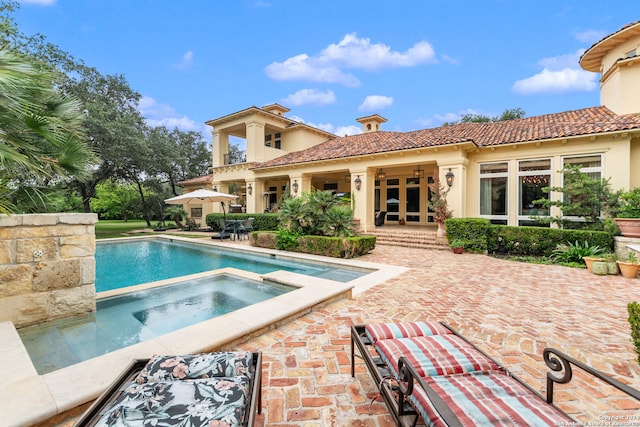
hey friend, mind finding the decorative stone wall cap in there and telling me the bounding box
[0,215,19,227]
[0,213,98,226]
[58,213,98,225]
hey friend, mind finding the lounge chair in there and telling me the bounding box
[351,321,640,426]
[74,351,262,427]
[374,211,386,226]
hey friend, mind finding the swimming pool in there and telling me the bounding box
[96,238,368,291]
[19,273,293,374]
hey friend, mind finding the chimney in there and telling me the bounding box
[356,114,387,133]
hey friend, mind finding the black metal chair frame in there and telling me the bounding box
[74,352,263,427]
[351,323,640,427]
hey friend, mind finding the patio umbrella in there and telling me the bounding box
[165,189,238,220]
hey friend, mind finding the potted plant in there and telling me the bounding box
[592,253,619,275]
[618,251,640,278]
[428,171,452,237]
[615,188,640,238]
[449,239,467,254]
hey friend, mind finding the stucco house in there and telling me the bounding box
[184,20,640,232]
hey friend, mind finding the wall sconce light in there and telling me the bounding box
[292,180,299,194]
[213,185,218,192]
[413,165,424,179]
[375,168,386,181]
[354,175,362,191]
[445,168,455,187]
[247,183,252,195]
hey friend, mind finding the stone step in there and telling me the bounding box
[365,229,449,250]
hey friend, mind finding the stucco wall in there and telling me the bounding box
[0,213,97,328]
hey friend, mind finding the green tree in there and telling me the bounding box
[443,108,526,125]
[535,164,620,229]
[146,126,211,196]
[90,180,142,220]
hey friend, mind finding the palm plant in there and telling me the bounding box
[0,47,94,214]
[319,204,356,237]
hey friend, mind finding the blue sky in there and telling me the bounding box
[14,0,636,147]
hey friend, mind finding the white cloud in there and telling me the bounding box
[292,115,361,137]
[19,0,56,5]
[281,89,336,106]
[358,95,393,112]
[265,53,360,86]
[574,29,607,44]
[538,49,584,70]
[138,96,205,134]
[265,33,436,86]
[335,125,362,137]
[173,51,194,71]
[512,68,597,94]
[318,33,436,71]
[512,49,597,94]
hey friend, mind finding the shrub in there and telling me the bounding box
[487,225,613,257]
[549,240,606,264]
[296,235,376,258]
[206,213,278,231]
[275,229,300,251]
[628,301,640,364]
[249,231,277,249]
[445,218,490,252]
[617,188,640,218]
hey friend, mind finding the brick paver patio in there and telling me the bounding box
[48,243,640,426]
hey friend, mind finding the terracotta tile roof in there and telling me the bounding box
[178,174,213,185]
[254,106,640,169]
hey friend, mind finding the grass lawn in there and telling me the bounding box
[95,220,210,240]
[95,219,150,239]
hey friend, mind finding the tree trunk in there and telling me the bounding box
[135,180,152,227]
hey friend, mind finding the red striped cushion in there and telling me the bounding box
[375,335,501,379]
[365,321,451,344]
[408,373,572,426]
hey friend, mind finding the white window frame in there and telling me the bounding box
[479,161,509,224]
[517,158,552,226]
[561,154,604,221]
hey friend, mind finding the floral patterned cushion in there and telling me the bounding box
[135,352,253,383]
[95,377,250,427]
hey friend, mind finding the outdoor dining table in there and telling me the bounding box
[224,219,245,240]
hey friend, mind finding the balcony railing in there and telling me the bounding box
[224,152,247,165]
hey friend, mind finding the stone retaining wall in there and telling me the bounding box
[614,235,640,260]
[0,213,97,328]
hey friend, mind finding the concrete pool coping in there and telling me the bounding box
[0,236,407,427]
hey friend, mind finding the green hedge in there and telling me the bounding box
[249,232,376,258]
[487,225,614,256]
[445,218,490,252]
[205,213,279,231]
[445,217,614,256]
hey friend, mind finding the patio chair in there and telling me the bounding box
[374,211,386,226]
[74,351,262,427]
[211,218,233,239]
[238,217,255,239]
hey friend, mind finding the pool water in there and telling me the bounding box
[96,239,366,292]
[18,274,292,374]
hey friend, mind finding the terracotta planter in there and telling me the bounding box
[615,218,640,238]
[452,247,464,254]
[617,261,640,278]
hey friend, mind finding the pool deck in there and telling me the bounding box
[14,238,640,426]
[1,236,406,427]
